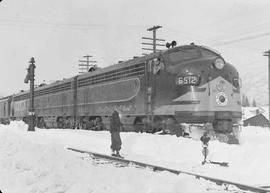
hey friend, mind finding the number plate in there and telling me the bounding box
[176,75,199,85]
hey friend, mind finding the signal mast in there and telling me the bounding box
[24,57,36,132]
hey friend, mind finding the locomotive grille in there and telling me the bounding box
[13,82,72,101]
[35,82,71,97]
[78,63,145,88]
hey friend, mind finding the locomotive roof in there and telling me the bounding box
[77,51,161,79]
[0,96,10,101]
[6,43,222,98]
[77,43,222,79]
[11,76,74,98]
[34,77,74,91]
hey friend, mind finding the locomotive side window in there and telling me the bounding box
[168,47,199,64]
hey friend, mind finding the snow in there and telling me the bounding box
[0,121,270,193]
[242,107,260,120]
[242,106,269,121]
[260,106,269,121]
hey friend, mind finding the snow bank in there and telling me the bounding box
[0,121,230,193]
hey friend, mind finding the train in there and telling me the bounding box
[0,43,242,143]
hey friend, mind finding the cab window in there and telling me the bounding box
[168,47,199,63]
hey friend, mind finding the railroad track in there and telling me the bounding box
[67,147,269,193]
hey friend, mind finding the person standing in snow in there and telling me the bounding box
[200,131,211,163]
[110,110,123,157]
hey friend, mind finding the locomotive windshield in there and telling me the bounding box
[167,45,221,65]
[168,46,199,64]
[200,48,220,58]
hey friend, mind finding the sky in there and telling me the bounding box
[0,0,270,104]
[0,121,270,192]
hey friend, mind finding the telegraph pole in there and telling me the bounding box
[263,50,270,127]
[141,25,165,132]
[148,25,161,53]
[78,55,97,74]
[24,57,36,131]
[142,25,165,55]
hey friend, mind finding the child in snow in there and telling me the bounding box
[200,131,211,163]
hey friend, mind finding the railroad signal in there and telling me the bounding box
[24,68,30,83]
[24,57,36,132]
[24,57,35,83]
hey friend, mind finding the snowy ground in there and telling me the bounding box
[0,122,269,193]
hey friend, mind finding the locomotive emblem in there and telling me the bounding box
[216,92,228,106]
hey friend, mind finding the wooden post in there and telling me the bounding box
[264,50,270,127]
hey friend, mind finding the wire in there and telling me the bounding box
[0,16,148,31]
[212,31,270,47]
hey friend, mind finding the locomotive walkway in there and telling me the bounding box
[67,147,269,193]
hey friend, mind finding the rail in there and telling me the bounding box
[67,148,269,193]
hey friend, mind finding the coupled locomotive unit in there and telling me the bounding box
[0,43,242,143]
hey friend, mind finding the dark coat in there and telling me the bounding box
[110,111,122,132]
[200,135,210,146]
[110,131,122,151]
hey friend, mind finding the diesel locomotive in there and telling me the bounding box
[0,43,242,143]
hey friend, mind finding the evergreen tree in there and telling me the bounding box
[242,94,247,107]
[242,94,246,107]
[252,98,257,107]
[242,94,251,107]
[245,95,250,107]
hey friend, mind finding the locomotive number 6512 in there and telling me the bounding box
[176,75,199,86]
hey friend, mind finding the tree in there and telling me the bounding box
[242,94,250,107]
[245,95,250,107]
[242,94,246,107]
[252,98,257,107]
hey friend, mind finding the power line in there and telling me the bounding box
[165,19,270,49]
[213,31,270,47]
[2,16,270,50]
[0,17,148,31]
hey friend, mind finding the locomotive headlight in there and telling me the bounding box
[216,92,228,106]
[216,80,226,92]
[214,58,225,70]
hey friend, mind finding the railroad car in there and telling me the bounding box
[0,96,11,124]
[0,43,242,143]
